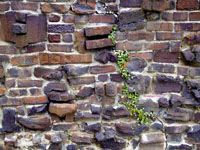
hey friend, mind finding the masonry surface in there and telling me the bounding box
[0,0,200,149]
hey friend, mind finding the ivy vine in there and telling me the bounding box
[108,24,154,124]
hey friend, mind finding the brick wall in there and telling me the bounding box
[0,0,200,149]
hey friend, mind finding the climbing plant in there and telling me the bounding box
[108,24,154,124]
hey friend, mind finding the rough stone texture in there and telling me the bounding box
[126,57,147,72]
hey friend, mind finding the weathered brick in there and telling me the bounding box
[177,67,190,76]
[0,3,9,12]
[11,55,38,66]
[49,14,60,22]
[127,32,154,41]
[63,34,73,42]
[7,68,32,78]
[48,24,75,33]
[72,3,95,15]
[106,82,117,97]
[39,53,92,65]
[105,4,118,12]
[68,76,95,85]
[177,0,198,10]
[165,125,189,134]
[23,43,45,53]
[141,132,165,144]
[0,55,10,62]
[154,75,182,94]
[145,42,170,51]
[18,80,43,88]
[156,33,182,40]
[0,97,23,106]
[182,49,195,62]
[98,74,108,82]
[49,103,77,117]
[139,143,165,150]
[153,51,179,63]
[130,52,153,60]
[77,86,94,98]
[11,2,38,11]
[85,26,112,37]
[89,14,116,23]
[48,34,61,43]
[116,41,142,51]
[74,30,87,53]
[64,65,88,76]
[5,79,15,88]
[148,64,175,73]
[120,0,142,7]
[162,12,188,21]
[175,23,200,32]
[0,64,4,78]
[41,3,69,13]
[95,51,117,64]
[99,0,116,2]
[189,12,200,21]
[63,14,89,24]
[71,132,92,144]
[110,74,123,82]
[0,46,17,54]
[126,57,147,73]
[86,38,113,50]
[48,44,73,52]
[142,0,173,12]
[23,96,48,104]
[90,65,116,74]
[9,89,27,97]
[0,85,6,96]
[95,83,105,96]
[147,22,173,31]
[29,88,41,96]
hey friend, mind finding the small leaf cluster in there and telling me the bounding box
[116,50,130,79]
[108,24,117,45]
[123,84,153,124]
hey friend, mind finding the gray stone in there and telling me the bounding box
[126,57,147,73]
[64,65,88,76]
[140,132,165,144]
[182,49,195,62]
[158,97,169,108]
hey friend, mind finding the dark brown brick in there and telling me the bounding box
[63,34,73,42]
[86,38,113,50]
[90,65,116,74]
[9,89,27,97]
[148,64,175,73]
[106,82,117,97]
[156,33,182,40]
[130,52,153,60]
[85,26,112,37]
[98,74,108,82]
[120,0,142,7]
[175,23,200,31]
[153,51,179,63]
[48,44,73,52]
[11,2,38,11]
[63,14,89,24]
[89,14,116,23]
[7,68,32,78]
[41,3,69,13]
[110,74,123,82]
[177,67,190,76]
[177,0,198,10]
[0,64,3,78]
[72,3,95,15]
[147,22,173,31]
[11,55,38,66]
[0,55,10,62]
[18,80,43,88]
[68,76,95,85]
[0,97,23,106]
[48,34,61,43]
[189,12,200,21]
[116,42,142,51]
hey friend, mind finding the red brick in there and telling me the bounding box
[18,80,43,88]
[48,34,61,43]
[39,53,92,65]
[85,26,113,37]
[89,14,116,23]
[0,46,17,54]
[147,22,173,31]
[11,2,38,11]
[162,12,188,21]
[23,96,48,105]
[127,31,154,41]
[189,12,200,21]
[49,14,60,22]
[130,52,153,60]
[90,65,116,74]
[156,32,182,40]
[0,3,9,12]
[86,38,113,50]
[74,30,87,53]
[116,41,142,51]
[65,54,92,63]
[11,55,38,66]
[41,3,69,13]
[48,44,73,52]
[9,89,27,97]
[177,0,198,10]
[145,42,170,51]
